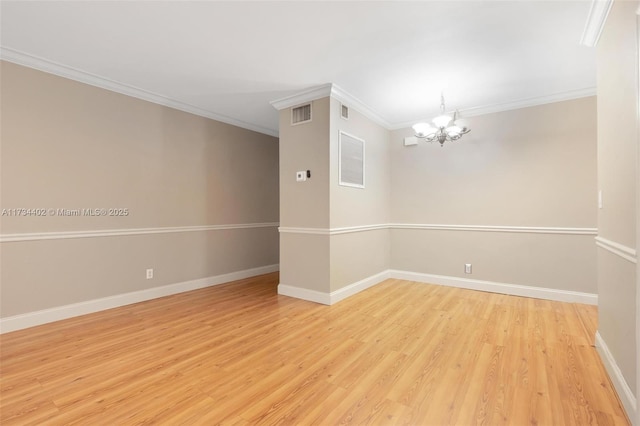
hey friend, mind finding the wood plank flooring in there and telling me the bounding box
[0,273,630,425]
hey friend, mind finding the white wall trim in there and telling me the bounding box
[331,224,389,235]
[279,224,597,236]
[272,83,595,133]
[392,87,596,129]
[595,332,638,424]
[595,236,638,264]
[0,222,280,243]
[329,84,392,129]
[388,270,598,305]
[277,283,332,305]
[580,0,614,47]
[0,264,280,334]
[278,227,331,236]
[278,224,388,235]
[391,223,598,235]
[270,83,391,130]
[278,270,390,305]
[2,48,594,137]
[329,270,391,304]
[0,47,278,137]
[270,83,333,111]
[278,268,597,307]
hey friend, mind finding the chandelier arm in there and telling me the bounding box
[412,93,470,146]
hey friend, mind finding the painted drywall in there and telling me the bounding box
[329,98,391,291]
[278,98,330,229]
[391,98,597,227]
[637,12,640,426]
[277,95,391,294]
[392,230,596,293]
[390,97,598,294]
[0,60,279,318]
[278,97,331,292]
[596,0,638,413]
[329,98,390,229]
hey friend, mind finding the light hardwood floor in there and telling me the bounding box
[0,272,630,425]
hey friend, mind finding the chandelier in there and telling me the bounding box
[412,94,470,146]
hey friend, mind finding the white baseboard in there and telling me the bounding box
[388,270,598,305]
[329,270,391,304]
[278,270,391,305]
[278,269,598,307]
[595,331,637,424]
[0,264,279,334]
[277,284,332,305]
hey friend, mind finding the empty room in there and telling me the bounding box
[1,1,638,425]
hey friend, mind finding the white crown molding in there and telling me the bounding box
[595,332,637,422]
[0,263,280,333]
[0,222,279,243]
[279,224,597,236]
[269,83,333,110]
[580,0,614,47]
[271,84,596,131]
[270,83,392,130]
[392,87,597,130]
[3,47,597,136]
[329,84,392,129]
[595,236,637,263]
[0,47,279,137]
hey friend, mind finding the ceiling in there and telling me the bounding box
[0,1,596,137]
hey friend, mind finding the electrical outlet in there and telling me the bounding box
[464,263,472,274]
[146,268,153,279]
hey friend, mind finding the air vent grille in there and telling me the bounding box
[341,104,349,119]
[291,104,312,125]
[339,131,365,189]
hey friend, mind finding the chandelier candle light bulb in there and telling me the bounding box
[412,94,470,146]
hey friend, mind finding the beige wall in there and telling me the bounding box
[390,97,598,293]
[278,96,391,294]
[278,98,331,293]
[329,230,389,292]
[329,98,391,291]
[391,97,597,227]
[392,230,596,293]
[329,98,390,228]
[596,0,638,407]
[280,94,597,298]
[279,233,329,293]
[279,97,330,229]
[0,61,280,318]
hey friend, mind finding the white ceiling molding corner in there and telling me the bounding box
[580,0,614,47]
[269,83,333,111]
[390,87,597,130]
[0,47,279,137]
[270,82,391,129]
[329,84,392,130]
